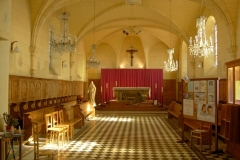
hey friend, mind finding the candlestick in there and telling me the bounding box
[19,126,21,135]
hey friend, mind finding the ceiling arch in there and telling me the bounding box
[28,0,237,54]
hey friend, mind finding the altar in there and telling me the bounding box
[113,87,150,102]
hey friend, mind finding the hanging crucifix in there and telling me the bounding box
[126,46,138,66]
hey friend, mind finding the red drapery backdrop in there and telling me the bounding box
[101,69,163,103]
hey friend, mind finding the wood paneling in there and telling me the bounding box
[219,79,226,103]
[163,79,176,106]
[8,75,86,133]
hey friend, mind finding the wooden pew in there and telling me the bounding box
[60,101,83,139]
[167,101,183,126]
[77,101,95,126]
[23,106,56,140]
[184,119,212,145]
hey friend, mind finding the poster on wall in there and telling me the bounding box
[208,92,215,104]
[188,81,194,92]
[195,92,206,103]
[197,103,215,123]
[208,80,215,92]
[183,99,194,116]
[194,81,199,92]
[200,80,207,92]
[184,93,194,99]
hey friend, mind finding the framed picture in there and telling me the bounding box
[153,99,158,105]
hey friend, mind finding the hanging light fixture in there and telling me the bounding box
[50,3,77,54]
[164,0,178,72]
[188,0,214,57]
[87,0,100,69]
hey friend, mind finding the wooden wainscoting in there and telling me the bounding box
[8,75,86,140]
[163,79,176,106]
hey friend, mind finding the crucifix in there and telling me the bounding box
[126,46,138,66]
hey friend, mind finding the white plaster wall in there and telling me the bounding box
[0,0,11,125]
[76,41,87,81]
[9,0,31,77]
[88,42,116,79]
[236,2,240,60]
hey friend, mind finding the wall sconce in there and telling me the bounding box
[198,61,203,68]
[62,60,67,68]
[11,41,20,53]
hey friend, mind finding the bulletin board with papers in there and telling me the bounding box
[182,78,219,123]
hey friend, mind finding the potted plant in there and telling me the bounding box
[3,112,19,130]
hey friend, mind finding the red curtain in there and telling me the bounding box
[101,69,163,104]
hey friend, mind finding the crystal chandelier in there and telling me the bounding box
[164,48,178,72]
[50,11,77,54]
[87,44,100,68]
[164,0,178,72]
[188,15,214,57]
[86,1,100,69]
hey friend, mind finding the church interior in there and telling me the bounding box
[0,0,240,159]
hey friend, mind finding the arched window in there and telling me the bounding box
[214,24,218,66]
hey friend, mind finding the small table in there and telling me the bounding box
[0,132,24,160]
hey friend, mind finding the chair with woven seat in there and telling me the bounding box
[190,122,211,151]
[59,109,80,140]
[32,121,57,160]
[51,111,69,143]
[44,113,65,152]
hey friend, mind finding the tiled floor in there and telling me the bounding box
[9,111,237,159]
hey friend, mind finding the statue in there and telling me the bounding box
[88,81,96,106]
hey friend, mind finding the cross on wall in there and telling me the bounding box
[126,46,138,66]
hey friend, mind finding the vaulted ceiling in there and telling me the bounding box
[28,0,239,55]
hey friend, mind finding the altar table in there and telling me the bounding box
[112,87,150,102]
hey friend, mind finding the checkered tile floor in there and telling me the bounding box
[20,112,236,160]
[57,113,199,160]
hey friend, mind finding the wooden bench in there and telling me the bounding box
[23,106,57,140]
[184,119,212,145]
[184,119,201,130]
[167,101,183,126]
[60,101,83,139]
[77,101,95,126]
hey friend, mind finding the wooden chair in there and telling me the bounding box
[59,109,78,140]
[32,121,57,160]
[51,111,69,143]
[190,122,211,151]
[44,113,65,152]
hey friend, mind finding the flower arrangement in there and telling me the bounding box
[3,112,19,127]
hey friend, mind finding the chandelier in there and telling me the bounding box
[87,44,100,68]
[164,48,178,72]
[50,11,77,54]
[164,0,178,72]
[188,15,214,57]
[87,1,100,69]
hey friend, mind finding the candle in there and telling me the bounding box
[106,83,108,88]
[101,87,102,92]
[162,87,163,92]
[116,81,117,86]
[155,83,157,89]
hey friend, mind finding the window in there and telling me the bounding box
[214,24,218,66]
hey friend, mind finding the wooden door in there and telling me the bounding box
[163,79,176,106]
